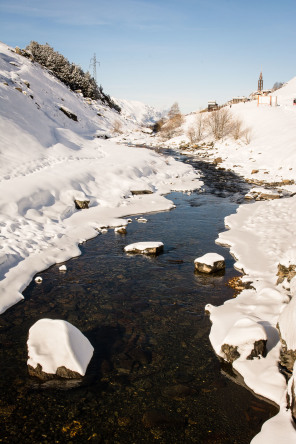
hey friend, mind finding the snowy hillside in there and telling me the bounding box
[112,97,164,126]
[0,41,202,314]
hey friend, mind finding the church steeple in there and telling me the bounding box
[258,71,263,92]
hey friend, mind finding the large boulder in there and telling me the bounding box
[27,319,94,380]
[278,296,296,372]
[124,242,164,255]
[194,253,225,274]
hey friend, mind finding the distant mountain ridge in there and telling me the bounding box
[112,97,165,126]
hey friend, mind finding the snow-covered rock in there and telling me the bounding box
[124,242,164,255]
[287,361,296,421]
[278,296,296,372]
[27,319,94,379]
[194,253,225,273]
[221,317,267,363]
[115,226,127,234]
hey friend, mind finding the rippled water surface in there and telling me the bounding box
[0,153,278,443]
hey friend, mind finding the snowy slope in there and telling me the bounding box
[0,42,202,314]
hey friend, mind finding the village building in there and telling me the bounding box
[208,100,218,111]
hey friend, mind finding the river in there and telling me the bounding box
[0,151,278,443]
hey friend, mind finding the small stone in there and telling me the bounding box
[251,169,259,174]
[59,265,67,272]
[35,276,43,283]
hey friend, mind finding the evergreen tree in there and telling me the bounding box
[26,41,121,112]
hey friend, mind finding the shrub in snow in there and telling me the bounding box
[194,253,225,274]
[278,296,296,372]
[277,263,296,285]
[124,242,164,255]
[221,317,267,363]
[27,319,94,380]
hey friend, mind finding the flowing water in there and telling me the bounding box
[0,151,278,443]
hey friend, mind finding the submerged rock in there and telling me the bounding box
[194,253,225,274]
[124,242,164,255]
[27,319,94,380]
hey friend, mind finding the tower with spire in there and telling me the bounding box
[258,71,263,92]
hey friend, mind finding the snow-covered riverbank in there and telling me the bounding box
[0,42,202,314]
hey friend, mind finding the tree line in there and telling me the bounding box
[26,41,121,113]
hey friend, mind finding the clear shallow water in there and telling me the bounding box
[0,155,278,443]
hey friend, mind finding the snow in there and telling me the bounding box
[0,41,202,314]
[27,318,94,376]
[194,252,224,266]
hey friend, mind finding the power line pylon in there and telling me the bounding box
[89,53,100,83]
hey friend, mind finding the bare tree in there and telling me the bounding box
[232,118,244,140]
[160,102,184,139]
[206,108,233,140]
[187,113,205,144]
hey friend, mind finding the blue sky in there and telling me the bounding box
[1,0,295,113]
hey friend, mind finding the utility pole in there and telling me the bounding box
[89,53,100,83]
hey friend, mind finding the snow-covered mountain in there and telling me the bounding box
[112,97,164,126]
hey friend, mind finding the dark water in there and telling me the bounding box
[0,153,278,443]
